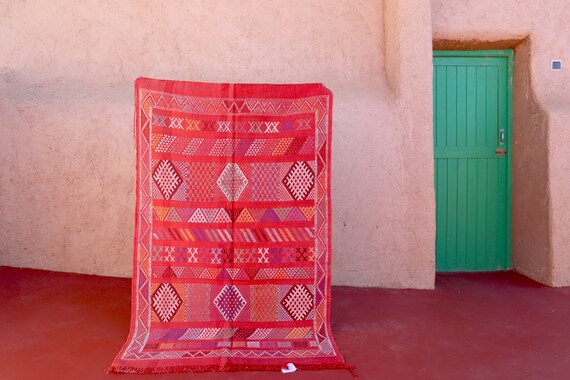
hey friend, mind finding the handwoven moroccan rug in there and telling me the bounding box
[109,78,351,374]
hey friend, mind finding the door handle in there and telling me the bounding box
[499,129,505,145]
[496,148,507,156]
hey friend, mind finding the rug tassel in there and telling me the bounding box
[106,363,356,377]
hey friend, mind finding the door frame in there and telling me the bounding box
[433,49,514,271]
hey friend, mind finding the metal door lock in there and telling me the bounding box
[496,148,507,156]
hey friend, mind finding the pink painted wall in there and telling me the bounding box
[432,0,570,286]
[2,0,569,287]
[0,0,436,288]
[512,40,551,283]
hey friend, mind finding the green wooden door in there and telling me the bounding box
[433,50,512,272]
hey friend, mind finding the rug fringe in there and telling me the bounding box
[106,363,357,377]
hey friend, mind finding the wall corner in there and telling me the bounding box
[384,0,436,289]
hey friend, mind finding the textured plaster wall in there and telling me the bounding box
[384,0,435,288]
[3,0,569,288]
[433,0,570,286]
[0,0,436,287]
[512,40,551,283]
[548,109,570,286]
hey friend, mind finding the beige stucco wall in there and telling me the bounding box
[512,40,551,283]
[432,0,570,286]
[548,109,570,286]
[0,0,436,288]
[2,0,568,288]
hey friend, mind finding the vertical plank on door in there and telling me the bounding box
[466,66,477,147]
[447,158,458,269]
[475,159,488,269]
[436,159,448,271]
[456,159,468,270]
[436,66,447,149]
[466,159,478,269]
[486,159,499,269]
[446,66,457,147]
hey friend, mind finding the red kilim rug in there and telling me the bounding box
[109,78,351,374]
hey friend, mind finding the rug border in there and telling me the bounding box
[110,79,347,374]
[135,77,331,99]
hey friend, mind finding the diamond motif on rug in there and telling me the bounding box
[187,163,219,202]
[111,79,347,374]
[251,163,281,201]
[280,284,314,321]
[217,163,248,201]
[214,285,247,321]
[152,160,182,200]
[282,161,315,201]
[152,283,182,323]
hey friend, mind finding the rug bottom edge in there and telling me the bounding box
[107,363,356,376]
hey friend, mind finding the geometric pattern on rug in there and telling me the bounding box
[280,284,314,321]
[151,283,182,323]
[110,79,346,374]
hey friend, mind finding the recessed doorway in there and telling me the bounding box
[433,50,513,271]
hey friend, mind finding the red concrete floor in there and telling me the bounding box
[1,266,570,380]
